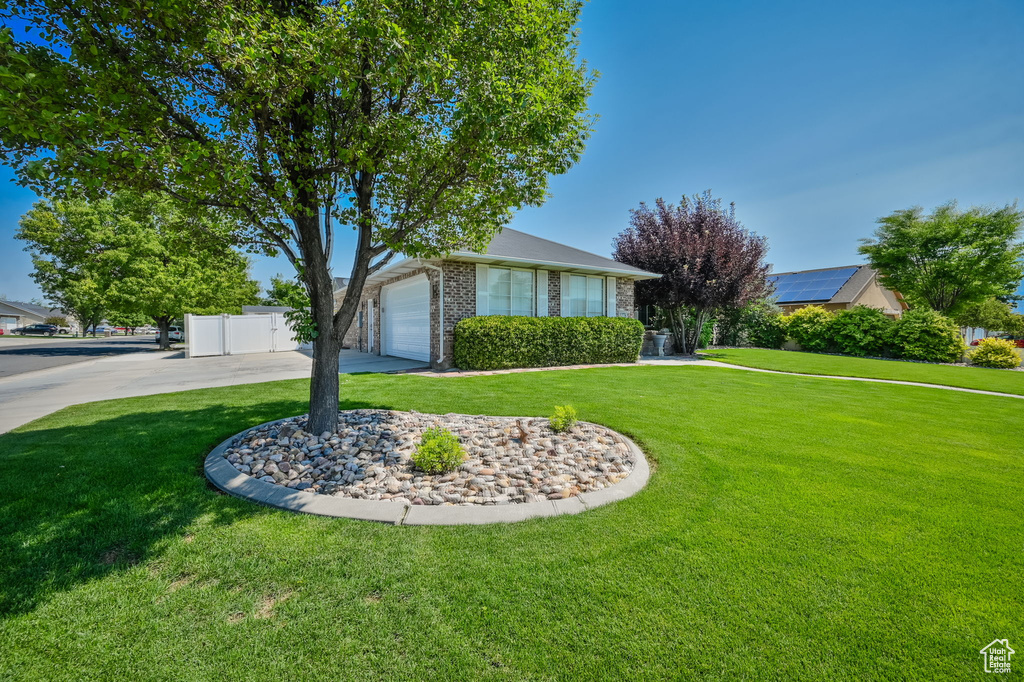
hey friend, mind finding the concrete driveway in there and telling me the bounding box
[336,349,429,374]
[0,347,428,434]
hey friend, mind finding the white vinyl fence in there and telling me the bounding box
[185,313,310,358]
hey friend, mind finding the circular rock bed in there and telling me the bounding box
[219,409,639,506]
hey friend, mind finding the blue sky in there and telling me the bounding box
[1,0,1022,307]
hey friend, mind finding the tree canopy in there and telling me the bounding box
[0,0,594,431]
[17,197,114,335]
[858,202,1024,316]
[17,192,261,348]
[613,191,771,354]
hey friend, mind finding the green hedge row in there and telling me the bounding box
[453,315,645,370]
[777,305,968,363]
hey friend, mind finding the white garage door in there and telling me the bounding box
[383,275,430,362]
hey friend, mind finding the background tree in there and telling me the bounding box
[953,297,1017,333]
[19,193,260,349]
[106,311,152,335]
[0,1,594,433]
[43,315,67,329]
[261,275,309,309]
[99,194,261,349]
[613,191,771,355]
[858,202,1024,316]
[17,199,111,337]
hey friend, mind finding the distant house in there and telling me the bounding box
[769,265,907,318]
[0,299,73,331]
[333,228,659,368]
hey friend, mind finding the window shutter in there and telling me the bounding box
[606,277,617,316]
[560,272,570,317]
[475,264,489,315]
[536,271,548,317]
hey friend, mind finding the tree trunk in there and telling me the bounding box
[308,323,342,435]
[668,306,689,356]
[157,316,171,351]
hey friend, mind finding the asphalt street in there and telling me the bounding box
[0,334,156,378]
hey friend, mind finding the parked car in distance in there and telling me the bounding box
[12,323,60,336]
[155,326,185,343]
[970,334,1024,348]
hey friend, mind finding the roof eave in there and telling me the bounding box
[445,251,661,279]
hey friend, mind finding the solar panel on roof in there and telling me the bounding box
[769,267,859,303]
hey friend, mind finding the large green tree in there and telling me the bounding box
[0,1,594,432]
[18,193,261,349]
[859,202,1024,316]
[16,198,112,336]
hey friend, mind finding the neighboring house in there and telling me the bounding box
[0,299,75,332]
[333,228,659,368]
[769,265,907,318]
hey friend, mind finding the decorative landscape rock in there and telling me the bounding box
[220,410,638,506]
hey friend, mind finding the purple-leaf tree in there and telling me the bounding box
[613,191,771,355]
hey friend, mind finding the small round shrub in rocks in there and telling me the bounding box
[413,427,465,473]
[829,305,893,357]
[968,337,1022,369]
[549,405,578,432]
[783,305,833,351]
[890,309,966,363]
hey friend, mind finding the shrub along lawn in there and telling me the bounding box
[704,347,1024,396]
[1,366,1022,679]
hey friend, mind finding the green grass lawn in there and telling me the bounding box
[704,347,1024,396]
[1,366,1021,680]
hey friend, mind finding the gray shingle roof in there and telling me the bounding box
[0,300,63,317]
[451,228,655,277]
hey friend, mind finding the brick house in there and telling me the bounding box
[334,228,659,369]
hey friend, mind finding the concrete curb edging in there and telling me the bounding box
[204,415,651,525]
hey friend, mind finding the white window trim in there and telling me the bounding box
[563,273,608,317]
[475,264,538,317]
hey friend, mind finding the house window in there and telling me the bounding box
[487,267,534,316]
[568,275,605,317]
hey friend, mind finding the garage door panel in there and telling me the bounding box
[384,276,430,362]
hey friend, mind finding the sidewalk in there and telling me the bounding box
[0,350,313,434]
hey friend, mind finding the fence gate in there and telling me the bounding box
[185,313,308,358]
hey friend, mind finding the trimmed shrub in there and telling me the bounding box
[890,309,966,363]
[453,316,645,371]
[783,306,834,352]
[829,305,893,357]
[747,311,788,349]
[412,427,465,474]
[549,405,578,432]
[968,337,1021,369]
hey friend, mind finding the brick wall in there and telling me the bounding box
[616,277,635,318]
[440,261,476,367]
[546,270,561,316]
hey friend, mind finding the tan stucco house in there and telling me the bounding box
[769,265,907,318]
[334,228,659,369]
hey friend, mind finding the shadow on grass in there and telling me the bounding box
[0,395,379,617]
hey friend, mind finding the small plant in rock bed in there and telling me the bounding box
[969,337,1022,369]
[549,405,578,433]
[412,427,465,474]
